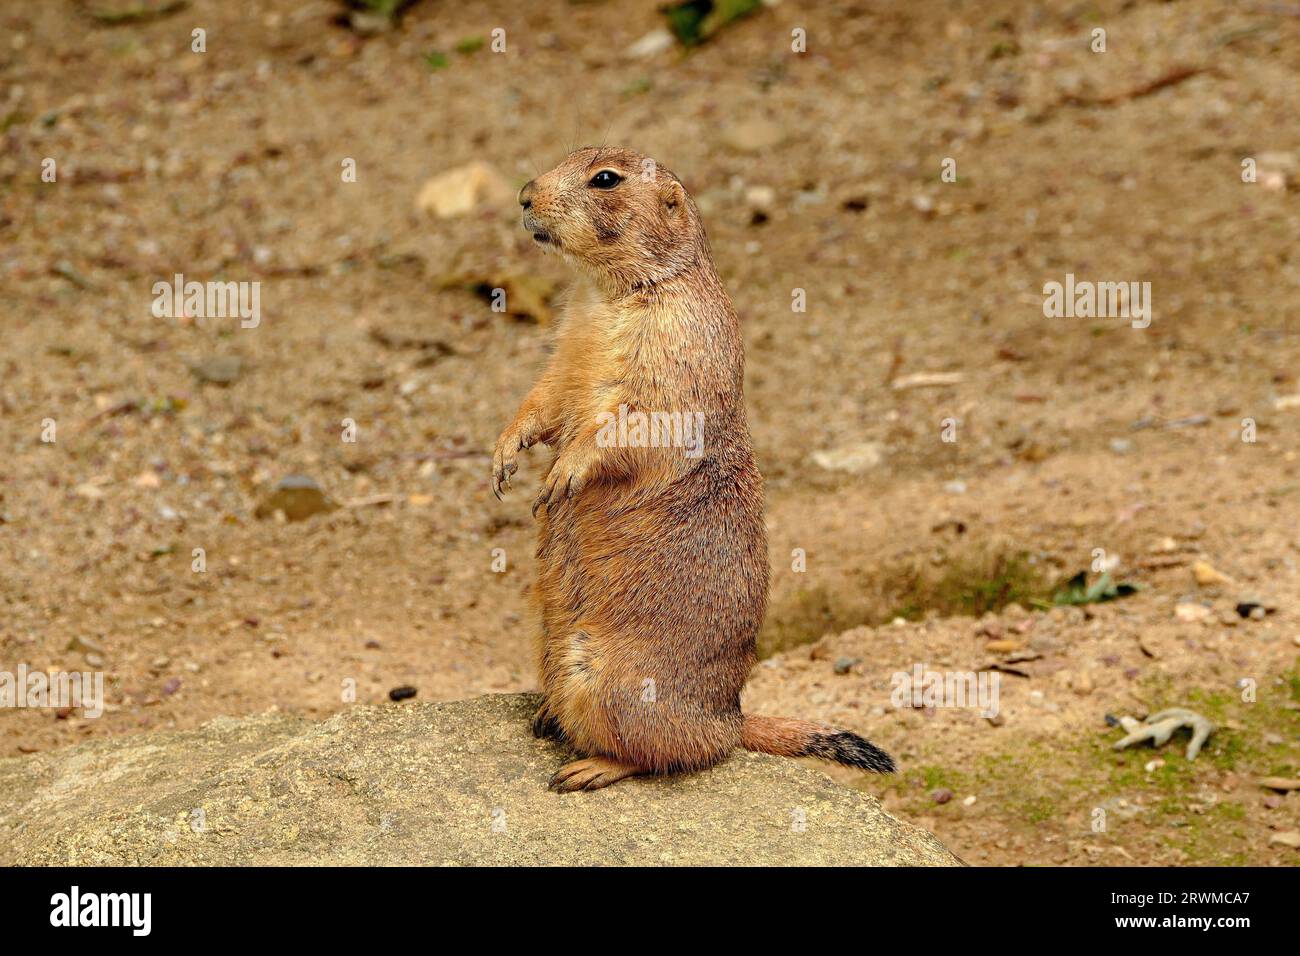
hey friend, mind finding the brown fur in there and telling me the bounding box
[492,147,894,791]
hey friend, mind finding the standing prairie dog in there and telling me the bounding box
[492,146,895,791]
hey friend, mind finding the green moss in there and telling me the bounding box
[882,546,1049,621]
[1022,796,1056,824]
[1071,663,1300,862]
[931,550,1047,617]
[763,543,1052,655]
[884,663,1298,864]
[919,765,964,791]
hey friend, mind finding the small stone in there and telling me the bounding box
[347,10,395,35]
[1235,599,1275,620]
[891,371,964,390]
[810,442,884,473]
[1256,151,1296,192]
[162,677,181,696]
[1109,438,1133,455]
[1192,560,1232,586]
[625,28,674,59]
[415,162,515,219]
[189,355,242,385]
[388,685,418,702]
[67,636,104,656]
[722,119,785,154]
[1145,758,1165,773]
[833,656,861,675]
[962,795,976,807]
[1262,794,1283,810]
[931,788,953,805]
[1175,603,1212,623]
[254,476,337,522]
[744,185,776,211]
[1269,831,1300,848]
[1258,777,1300,792]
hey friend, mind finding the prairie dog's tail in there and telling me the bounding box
[741,714,896,773]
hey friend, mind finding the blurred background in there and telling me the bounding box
[1,0,1297,864]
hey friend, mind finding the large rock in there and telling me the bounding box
[0,694,959,866]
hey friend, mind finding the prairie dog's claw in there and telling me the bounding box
[491,430,526,499]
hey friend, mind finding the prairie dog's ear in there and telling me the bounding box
[660,177,687,218]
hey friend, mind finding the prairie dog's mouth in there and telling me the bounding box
[522,213,556,247]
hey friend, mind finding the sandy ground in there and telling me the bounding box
[1,0,1297,865]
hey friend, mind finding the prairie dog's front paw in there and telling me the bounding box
[491,427,532,499]
[532,452,590,516]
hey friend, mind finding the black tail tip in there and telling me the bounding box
[806,731,897,774]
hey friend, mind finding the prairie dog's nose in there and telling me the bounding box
[519,180,535,209]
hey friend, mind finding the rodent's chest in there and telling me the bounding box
[551,304,678,422]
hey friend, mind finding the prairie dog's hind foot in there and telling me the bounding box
[531,704,565,741]
[548,757,645,793]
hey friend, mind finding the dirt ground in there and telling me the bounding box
[2,0,1297,866]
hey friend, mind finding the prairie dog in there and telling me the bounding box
[492,146,894,791]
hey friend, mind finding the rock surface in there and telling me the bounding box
[0,694,958,866]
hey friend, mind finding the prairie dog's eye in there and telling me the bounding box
[588,170,623,190]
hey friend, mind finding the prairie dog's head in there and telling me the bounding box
[519,147,706,292]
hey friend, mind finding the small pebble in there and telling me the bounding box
[833,656,861,675]
[255,475,337,522]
